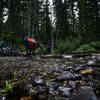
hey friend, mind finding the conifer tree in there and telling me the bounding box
[78,0,100,42]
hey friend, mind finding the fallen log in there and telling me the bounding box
[72,50,93,57]
[40,54,63,58]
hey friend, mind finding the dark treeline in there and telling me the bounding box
[0,0,100,53]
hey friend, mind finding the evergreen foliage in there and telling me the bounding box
[0,0,100,54]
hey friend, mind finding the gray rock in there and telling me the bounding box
[2,97,6,100]
[34,76,45,85]
[49,82,58,94]
[37,85,48,93]
[63,55,72,59]
[57,71,75,81]
[29,87,38,96]
[61,97,69,100]
[87,61,95,65]
[63,66,74,71]
[78,86,93,92]
[75,74,82,79]
[23,82,33,90]
[58,87,71,97]
[70,89,98,100]
[69,81,76,88]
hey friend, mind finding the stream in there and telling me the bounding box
[0,55,100,100]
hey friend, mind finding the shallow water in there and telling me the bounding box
[0,55,100,100]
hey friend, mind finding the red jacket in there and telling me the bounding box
[27,38,39,50]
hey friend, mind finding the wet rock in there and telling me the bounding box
[63,66,74,71]
[74,66,81,72]
[37,85,47,93]
[58,87,71,97]
[78,86,93,92]
[56,71,75,81]
[92,69,100,78]
[97,56,100,60]
[70,89,98,100]
[69,81,76,88]
[36,85,49,100]
[1,97,6,100]
[49,82,58,94]
[61,97,69,100]
[60,97,69,100]
[80,68,93,74]
[76,80,86,86]
[63,55,72,59]
[51,82,58,90]
[88,60,100,67]
[95,60,100,64]
[22,82,33,91]
[29,87,38,96]
[74,74,82,80]
[87,61,95,65]
[18,82,32,91]
[29,85,48,99]
[34,76,45,85]
[93,82,100,96]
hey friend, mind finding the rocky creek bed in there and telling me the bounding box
[0,54,100,100]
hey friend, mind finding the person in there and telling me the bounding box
[0,40,4,50]
[47,40,52,53]
[24,35,40,56]
[0,40,4,55]
[24,37,30,49]
[0,39,7,50]
[0,39,8,56]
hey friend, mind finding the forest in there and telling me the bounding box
[0,1,100,100]
[0,0,100,54]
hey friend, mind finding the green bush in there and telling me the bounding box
[90,41,100,50]
[77,44,95,51]
[52,39,81,54]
